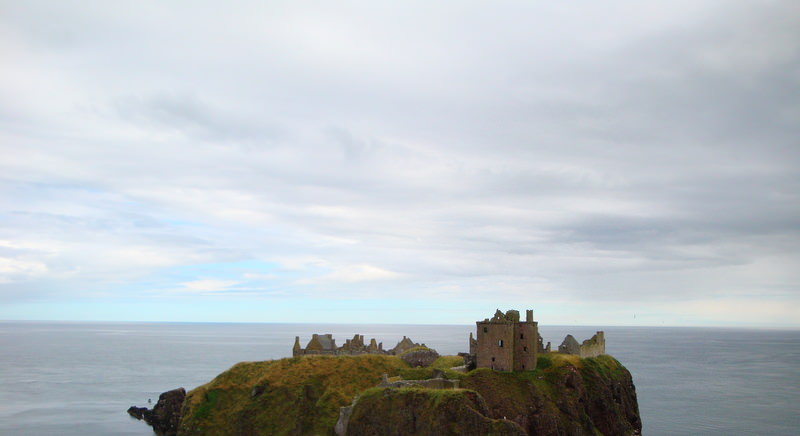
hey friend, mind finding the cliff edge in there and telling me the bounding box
[132,353,640,436]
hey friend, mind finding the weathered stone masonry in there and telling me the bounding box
[470,309,606,371]
[557,331,605,358]
[471,309,539,371]
[293,333,423,357]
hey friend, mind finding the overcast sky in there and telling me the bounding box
[1,1,798,326]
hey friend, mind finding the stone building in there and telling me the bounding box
[339,334,384,354]
[470,309,538,372]
[558,331,605,358]
[293,333,337,356]
[389,336,420,355]
[293,333,424,357]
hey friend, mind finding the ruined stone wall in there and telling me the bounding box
[558,335,580,355]
[390,336,421,355]
[475,321,515,371]
[379,378,459,390]
[578,331,605,358]
[513,322,538,371]
[557,331,605,358]
[294,334,422,357]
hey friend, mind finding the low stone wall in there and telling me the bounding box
[378,370,459,390]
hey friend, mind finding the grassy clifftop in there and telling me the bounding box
[179,354,408,435]
[176,353,640,436]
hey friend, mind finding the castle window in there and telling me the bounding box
[498,339,504,347]
[483,327,488,333]
[491,357,495,362]
[524,346,527,352]
[520,333,524,339]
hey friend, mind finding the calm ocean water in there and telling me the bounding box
[0,322,797,435]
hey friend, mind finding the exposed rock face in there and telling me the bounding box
[127,387,185,436]
[342,355,640,436]
[461,357,641,436]
[345,388,527,436]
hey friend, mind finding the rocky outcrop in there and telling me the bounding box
[127,387,185,436]
[461,356,640,436]
[344,388,527,436]
[341,355,640,436]
[132,354,640,436]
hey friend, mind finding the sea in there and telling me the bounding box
[0,322,798,436]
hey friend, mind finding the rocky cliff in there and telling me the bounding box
[130,353,640,436]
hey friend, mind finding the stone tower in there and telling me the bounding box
[473,309,538,371]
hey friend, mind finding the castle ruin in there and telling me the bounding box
[469,309,539,371]
[557,331,606,358]
[293,333,424,357]
[291,309,606,373]
[469,309,605,371]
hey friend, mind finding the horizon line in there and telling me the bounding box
[1,319,798,330]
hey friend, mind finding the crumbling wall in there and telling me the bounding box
[537,332,551,353]
[389,336,421,355]
[558,335,580,355]
[557,331,605,358]
[294,334,338,357]
[294,334,424,357]
[578,331,605,358]
[378,370,459,390]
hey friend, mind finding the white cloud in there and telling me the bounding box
[319,264,403,283]
[0,257,48,282]
[178,279,240,293]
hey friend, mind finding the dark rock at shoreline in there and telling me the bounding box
[127,406,148,420]
[127,387,185,436]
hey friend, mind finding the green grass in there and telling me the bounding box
[193,389,220,420]
[181,354,413,436]
[179,352,633,436]
[536,355,553,369]
[429,355,465,369]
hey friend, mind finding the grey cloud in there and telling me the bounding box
[1,1,798,322]
[109,93,285,144]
